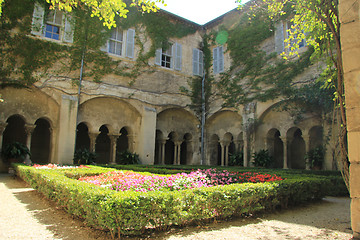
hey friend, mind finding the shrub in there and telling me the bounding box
[116,150,140,165]
[228,151,243,166]
[1,142,30,162]
[73,148,96,165]
[252,149,273,168]
[305,146,325,169]
[14,164,347,238]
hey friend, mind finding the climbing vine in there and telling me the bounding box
[216,2,333,118]
[0,0,197,88]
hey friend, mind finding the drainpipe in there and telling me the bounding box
[200,65,206,165]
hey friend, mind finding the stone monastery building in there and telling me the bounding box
[0,0,337,171]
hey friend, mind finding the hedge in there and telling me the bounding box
[14,164,347,238]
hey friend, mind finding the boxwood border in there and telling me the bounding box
[14,164,347,238]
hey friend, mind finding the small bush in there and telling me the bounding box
[305,146,325,169]
[73,148,96,165]
[252,149,273,168]
[1,142,31,162]
[116,150,140,165]
[229,151,243,166]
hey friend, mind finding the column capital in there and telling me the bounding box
[174,141,182,146]
[89,132,99,140]
[25,124,36,135]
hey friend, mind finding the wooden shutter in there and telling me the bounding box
[275,21,285,54]
[126,29,135,58]
[213,47,218,74]
[193,49,199,75]
[174,42,182,71]
[63,14,74,43]
[218,46,224,73]
[155,48,162,66]
[199,50,204,76]
[31,2,45,36]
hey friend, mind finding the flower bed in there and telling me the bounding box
[14,164,347,239]
[79,168,284,192]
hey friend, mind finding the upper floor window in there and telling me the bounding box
[101,28,135,58]
[193,48,203,76]
[213,46,224,74]
[286,22,306,49]
[109,28,123,55]
[31,2,74,43]
[45,10,63,40]
[155,42,182,71]
[275,21,306,54]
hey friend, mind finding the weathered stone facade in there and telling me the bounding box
[339,0,360,237]
[0,2,337,173]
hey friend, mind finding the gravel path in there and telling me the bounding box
[0,173,353,240]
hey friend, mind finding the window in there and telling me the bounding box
[101,28,135,58]
[213,46,224,74]
[45,10,63,40]
[109,28,123,56]
[31,2,74,43]
[286,22,306,49]
[155,42,182,71]
[193,48,203,76]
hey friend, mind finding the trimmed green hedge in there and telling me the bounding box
[15,164,347,238]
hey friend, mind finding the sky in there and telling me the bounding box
[158,0,247,25]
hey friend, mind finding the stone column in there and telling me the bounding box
[0,122,8,170]
[303,134,311,170]
[280,136,288,169]
[243,132,249,167]
[24,124,36,164]
[220,141,225,166]
[0,122,8,153]
[160,139,166,164]
[109,134,121,164]
[264,137,268,150]
[128,134,136,153]
[89,132,98,153]
[176,141,181,165]
[224,142,229,166]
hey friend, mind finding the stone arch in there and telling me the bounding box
[154,130,165,165]
[78,97,141,135]
[96,125,111,164]
[287,127,306,169]
[75,122,91,151]
[266,128,283,168]
[116,127,129,156]
[308,126,323,149]
[208,134,220,166]
[30,118,51,164]
[2,115,27,148]
[165,132,177,165]
[180,133,193,165]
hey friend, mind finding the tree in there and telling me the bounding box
[0,0,166,28]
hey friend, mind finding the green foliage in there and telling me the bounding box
[1,0,197,88]
[73,148,96,165]
[305,146,325,169]
[116,150,140,165]
[1,142,30,162]
[228,151,243,166]
[252,149,273,168]
[15,164,347,238]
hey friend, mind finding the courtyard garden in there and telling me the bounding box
[15,163,347,239]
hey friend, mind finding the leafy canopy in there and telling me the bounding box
[0,0,166,28]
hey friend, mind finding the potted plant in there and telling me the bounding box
[305,146,325,170]
[73,148,96,165]
[252,149,273,168]
[1,142,31,163]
